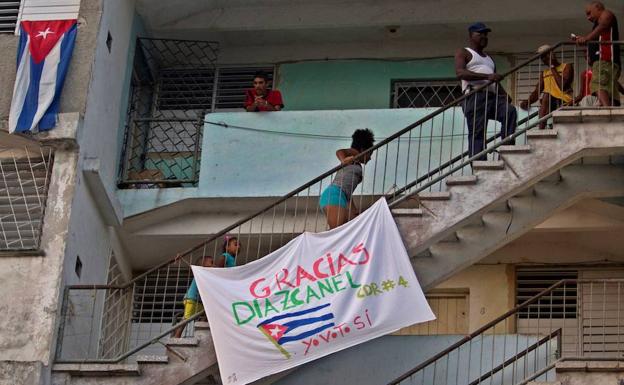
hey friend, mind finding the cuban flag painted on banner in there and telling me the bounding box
[9,19,77,134]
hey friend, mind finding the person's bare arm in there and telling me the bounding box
[336,148,359,165]
[454,48,503,82]
[577,11,615,43]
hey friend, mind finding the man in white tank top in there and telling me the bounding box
[455,22,517,161]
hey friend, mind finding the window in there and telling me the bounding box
[156,66,275,112]
[391,80,463,108]
[0,0,21,33]
[516,268,578,319]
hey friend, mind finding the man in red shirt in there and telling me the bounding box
[244,71,284,111]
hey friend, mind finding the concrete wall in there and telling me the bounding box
[58,0,138,361]
[118,107,532,217]
[435,264,515,333]
[0,149,79,385]
[275,333,546,385]
[278,56,511,111]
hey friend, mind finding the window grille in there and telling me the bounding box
[155,66,275,111]
[391,80,463,108]
[516,268,578,319]
[0,0,20,33]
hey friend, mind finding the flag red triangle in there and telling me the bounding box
[260,323,288,341]
[21,20,76,64]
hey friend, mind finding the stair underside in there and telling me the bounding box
[396,113,624,291]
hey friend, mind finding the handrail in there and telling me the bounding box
[466,329,561,385]
[386,278,624,385]
[68,42,573,292]
[386,278,571,385]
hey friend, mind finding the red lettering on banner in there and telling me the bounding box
[294,266,317,287]
[275,268,295,291]
[249,278,270,299]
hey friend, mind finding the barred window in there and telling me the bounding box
[0,0,21,33]
[391,80,463,108]
[156,66,275,111]
[516,268,578,319]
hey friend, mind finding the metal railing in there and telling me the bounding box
[387,279,624,385]
[0,146,54,251]
[118,38,218,188]
[55,42,624,363]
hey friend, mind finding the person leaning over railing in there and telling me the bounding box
[520,45,574,130]
[319,129,375,230]
[244,71,284,112]
[455,22,517,161]
[573,1,620,106]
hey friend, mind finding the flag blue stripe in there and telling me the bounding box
[278,322,335,345]
[258,303,330,326]
[39,23,77,130]
[15,54,44,132]
[281,313,334,335]
[16,25,28,68]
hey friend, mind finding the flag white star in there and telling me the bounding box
[269,325,282,338]
[36,28,55,39]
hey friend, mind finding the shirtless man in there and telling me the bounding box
[574,1,621,106]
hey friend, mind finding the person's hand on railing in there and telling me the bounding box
[519,100,530,110]
[487,73,503,82]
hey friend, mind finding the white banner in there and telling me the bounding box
[193,198,435,385]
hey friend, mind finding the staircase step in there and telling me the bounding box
[52,363,141,377]
[164,337,199,347]
[391,208,423,217]
[445,175,478,186]
[194,321,211,330]
[417,191,451,201]
[498,144,532,153]
[136,354,169,364]
[527,129,558,138]
[472,160,505,170]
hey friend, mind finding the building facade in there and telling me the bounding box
[1,1,624,384]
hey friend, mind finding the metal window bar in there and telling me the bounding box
[117,38,277,188]
[56,42,624,364]
[392,80,464,108]
[0,146,54,251]
[118,38,219,189]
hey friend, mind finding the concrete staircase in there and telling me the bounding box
[395,108,624,291]
[52,109,624,385]
[52,322,219,385]
[0,156,49,250]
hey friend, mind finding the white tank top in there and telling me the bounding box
[461,47,496,93]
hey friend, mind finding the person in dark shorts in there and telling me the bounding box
[574,1,620,106]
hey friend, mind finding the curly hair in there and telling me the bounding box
[351,128,375,152]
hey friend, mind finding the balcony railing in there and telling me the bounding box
[0,146,54,251]
[56,42,624,364]
[387,279,624,385]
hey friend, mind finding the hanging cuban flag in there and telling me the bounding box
[9,19,78,134]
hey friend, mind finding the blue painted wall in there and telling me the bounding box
[117,107,532,217]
